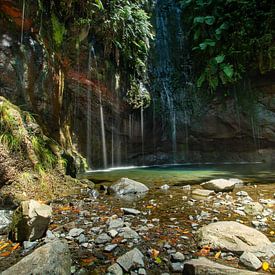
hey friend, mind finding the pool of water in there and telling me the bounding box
[81,162,275,187]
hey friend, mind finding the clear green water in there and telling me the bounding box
[82,162,275,186]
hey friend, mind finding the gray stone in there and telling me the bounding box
[197,221,271,254]
[68,228,85,237]
[160,184,170,190]
[192,189,215,197]
[109,178,149,196]
[121,208,141,215]
[182,185,191,190]
[95,233,111,244]
[236,191,249,196]
[108,263,123,275]
[138,268,147,275]
[108,229,118,238]
[76,234,87,244]
[12,200,52,242]
[104,244,118,252]
[108,218,124,230]
[244,203,264,215]
[171,252,185,262]
[201,179,236,192]
[251,243,275,259]
[0,210,13,234]
[2,240,71,275]
[170,262,184,272]
[240,252,262,270]
[23,241,38,250]
[118,227,139,239]
[116,248,144,271]
[183,257,262,275]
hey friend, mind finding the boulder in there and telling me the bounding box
[201,179,237,192]
[0,210,13,234]
[116,248,144,271]
[196,221,271,254]
[2,240,71,275]
[239,252,262,270]
[11,200,52,242]
[183,257,262,275]
[109,178,149,196]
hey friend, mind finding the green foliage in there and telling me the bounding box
[31,136,57,170]
[126,81,151,109]
[181,0,275,93]
[0,102,22,151]
[51,14,66,48]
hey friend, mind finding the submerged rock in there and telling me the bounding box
[201,179,236,192]
[116,248,144,272]
[121,208,141,215]
[2,240,71,275]
[11,200,52,242]
[196,221,271,254]
[109,178,149,196]
[183,257,262,275]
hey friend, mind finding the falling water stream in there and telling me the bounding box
[20,0,25,45]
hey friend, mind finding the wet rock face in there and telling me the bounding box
[11,200,52,242]
[1,240,71,275]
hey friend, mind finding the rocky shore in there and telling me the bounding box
[0,178,274,274]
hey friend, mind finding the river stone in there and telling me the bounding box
[239,252,262,270]
[68,228,85,237]
[1,240,71,275]
[109,178,149,196]
[108,218,124,230]
[171,252,185,262]
[116,248,144,271]
[107,263,123,275]
[121,208,141,215]
[183,257,262,275]
[201,179,236,192]
[196,221,271,254]
[11,200,52,242]
[0,210,13,234]
[95,233,111,244]
[244,202,264,215]
[251,243,275,259]
[118,227,139,239]
[192,189,215,197]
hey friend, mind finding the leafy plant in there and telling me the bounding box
[181,0,275,93]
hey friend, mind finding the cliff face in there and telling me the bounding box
[1,0,275,169]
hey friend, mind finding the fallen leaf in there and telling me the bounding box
[150,248,160,259]
[0,243,10,251]
[11,243,20,251]
[155,257,162,264]
[81,257,96,266]
[0,251,11,257]
[214,251,221,259]
[197,246,211,256]
[262,261,269,271]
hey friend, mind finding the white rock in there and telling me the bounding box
[197,221,271,254]
[240,252,262,270]
[109,178,149,196]
[201,179,236,192]
[192,189,215,197]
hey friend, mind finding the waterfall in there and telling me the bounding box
[100,95,107,168]
[91,45,108,168]
[21,0,26,44]
[151,0,189,163]
[86,44,92,167]
[141,106,144,164]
